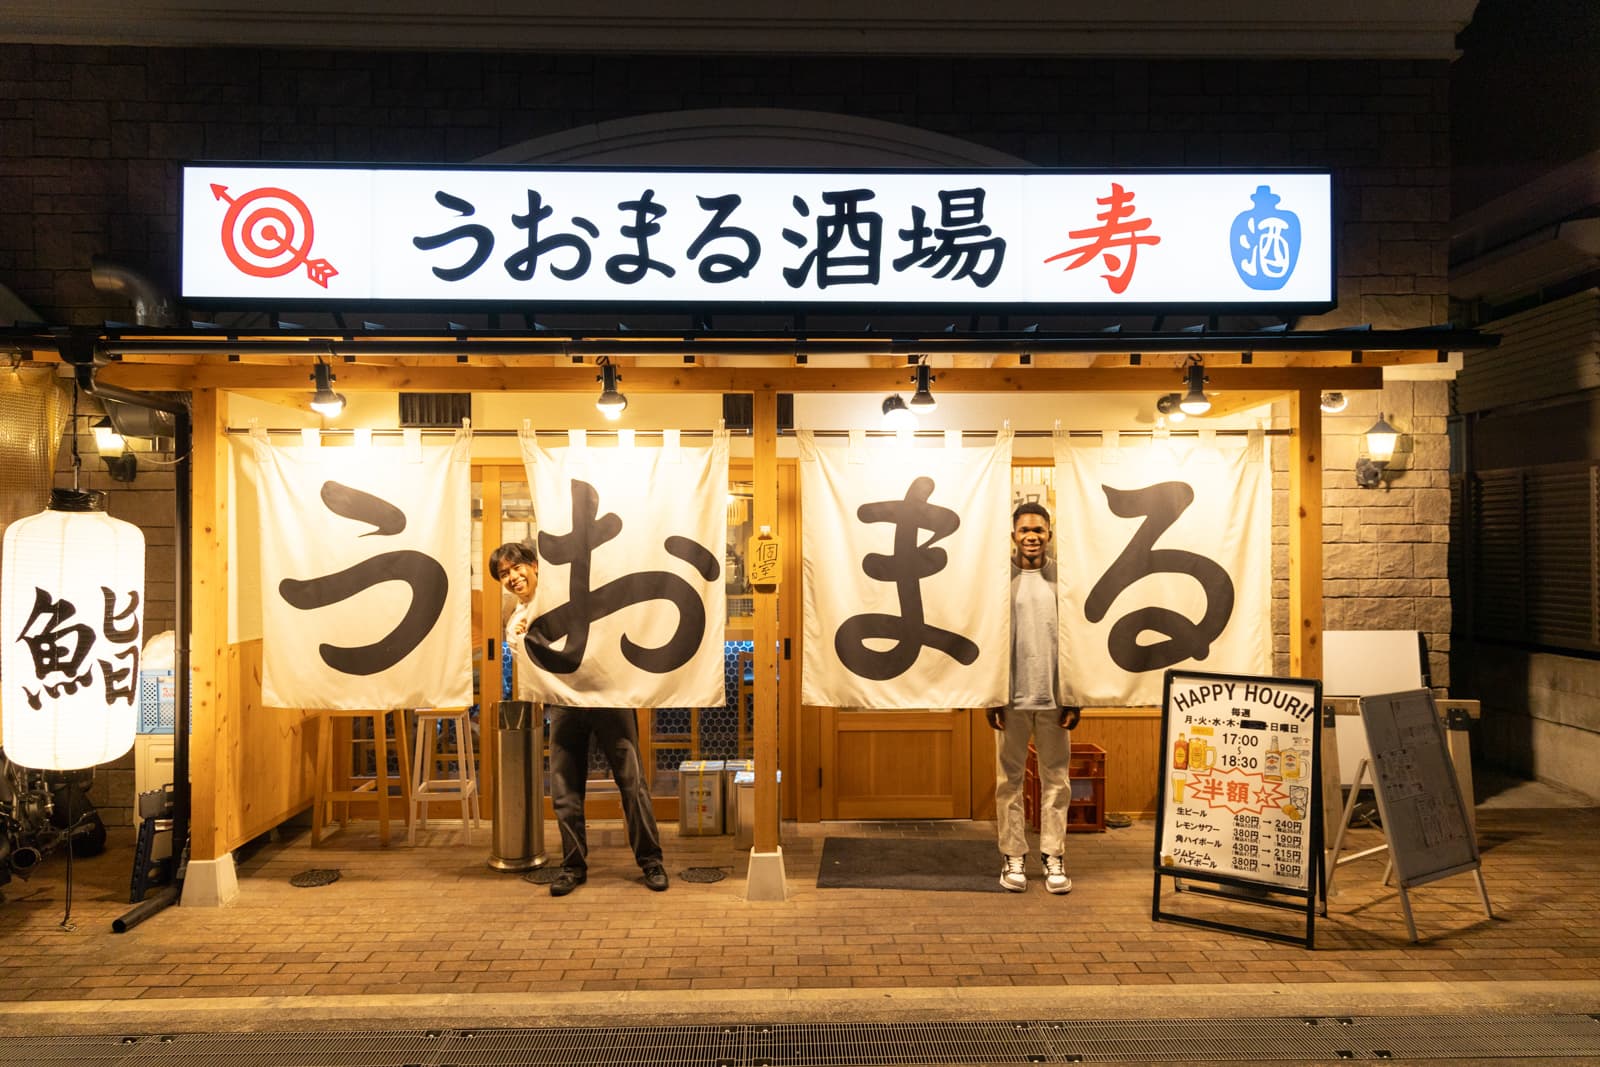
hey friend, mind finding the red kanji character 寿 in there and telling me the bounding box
[1044,183,1161,294]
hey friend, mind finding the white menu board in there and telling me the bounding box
[1359,689,1479,886]
[1157,670,1321,891]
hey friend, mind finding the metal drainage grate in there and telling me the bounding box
[523,866,561,885]
[287,868,340,888]
[681,866,731,883]
[3,1014,1598,1065]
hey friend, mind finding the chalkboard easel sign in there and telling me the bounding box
[1330,688,1493,941]
[1152,668,1324,949]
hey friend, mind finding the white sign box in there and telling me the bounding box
[181,165,1333,310]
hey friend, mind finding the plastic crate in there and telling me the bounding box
[1024,741,1107,833]
[137,670,176,734]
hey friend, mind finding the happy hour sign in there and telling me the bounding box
[1157,670,1321,891]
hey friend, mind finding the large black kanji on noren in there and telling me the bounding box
[834,476,979,681]
[1085,481,1233,673]
[278,481,448,677]
[529,479,719,676]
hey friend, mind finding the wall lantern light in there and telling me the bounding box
[93,417,137,482]
[908,361,938,413]
[1,488,144,770]
[881,394,916,431]
[1355,414,1402,489]
[595,361,628,420]
[309,359,346,417]
[1178,360,1211,416]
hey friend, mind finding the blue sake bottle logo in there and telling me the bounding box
[1230,185,1301,291]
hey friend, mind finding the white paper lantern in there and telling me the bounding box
[2,488,144,770]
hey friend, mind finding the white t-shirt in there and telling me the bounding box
[1011,569,1057,709]
[506,598,538,701]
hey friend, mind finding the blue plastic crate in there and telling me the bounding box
[137,669,176,733]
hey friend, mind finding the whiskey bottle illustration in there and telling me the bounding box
[1263,734,1283,782]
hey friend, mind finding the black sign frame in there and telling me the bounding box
[1152,668,1325,949]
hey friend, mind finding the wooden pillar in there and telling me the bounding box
[1288,388,1324,681]
[187,388,229,866]
[751,387,781,855]
[742,388,788,898]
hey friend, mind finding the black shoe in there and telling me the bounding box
[642,863,669,891]
[549,868,586,897]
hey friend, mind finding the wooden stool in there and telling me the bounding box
[409,708,480,844]
[312,708,412,847]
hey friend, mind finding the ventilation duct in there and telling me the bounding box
[90,257,179,327]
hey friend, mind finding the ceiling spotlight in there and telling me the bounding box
[908,361,937,412]
[1155,394,1187,423]
[881,394,916,431]
[309,360,346,417]
[595,362,627,420]
[1320,391,1348,414]
[1178,361,1211,416]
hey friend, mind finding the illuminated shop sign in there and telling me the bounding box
[180,164,1334,309]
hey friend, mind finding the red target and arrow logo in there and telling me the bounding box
[211,183,338,287]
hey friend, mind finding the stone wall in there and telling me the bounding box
[1471,647,1600,801]
[1271,378,1455,689]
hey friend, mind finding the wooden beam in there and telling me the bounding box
[98,362,1386,394]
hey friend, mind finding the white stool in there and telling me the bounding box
[409,708,480,844]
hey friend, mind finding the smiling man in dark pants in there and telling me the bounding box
[490,541,669,897]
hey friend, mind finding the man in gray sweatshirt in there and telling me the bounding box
[986,502,1080,893]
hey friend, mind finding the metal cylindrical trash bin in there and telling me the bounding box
[487,700,545,871]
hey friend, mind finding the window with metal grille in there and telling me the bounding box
[1455,462,1599,651]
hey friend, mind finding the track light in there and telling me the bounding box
[309,360,345,417]
[595,362,627,420]
[881,394,916,431]
[1320,391,1348,414]
[909,362,937,412]
[1155,394,1187,423]
[1179,361,1211,416]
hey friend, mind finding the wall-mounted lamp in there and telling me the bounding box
[881,394,916,431]
[1320,391,1348,414]
[908,361,937,412]
[1178,360,1211,415]
[595,361,627,420]
[309,360,346,417]
[93,417,137,482]
[1355,414,1402,489]
[1155,393,1187,423]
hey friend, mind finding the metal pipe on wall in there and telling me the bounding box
[61,310,195,933]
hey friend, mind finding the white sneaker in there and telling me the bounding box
[1042,853,1072,895]
[1000,854,1027,892]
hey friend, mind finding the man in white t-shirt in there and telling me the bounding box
[986,502,1079,894]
